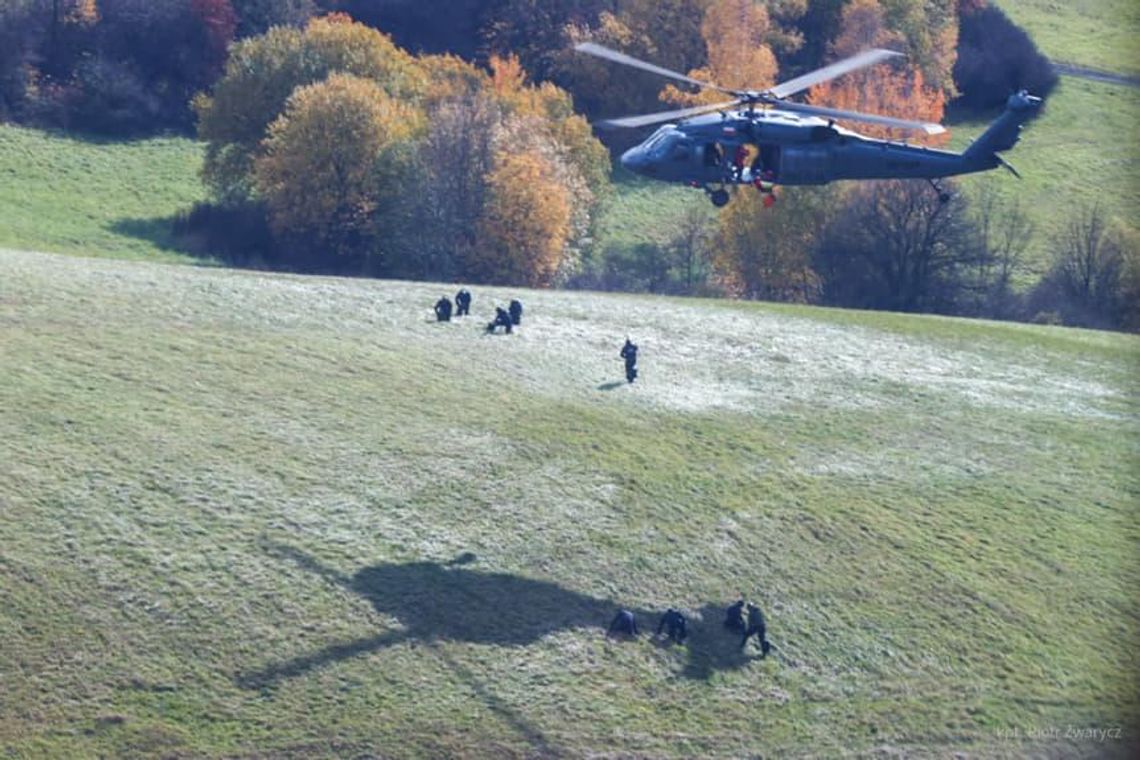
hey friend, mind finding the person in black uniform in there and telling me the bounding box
[486,306,513,334]
[434,296,453,322]
[740,602,771,657]
[620,338,638,383]
[508,299,523,326]
[723,597,746,634]
[656,608,688,644]
[455,289,471,317]
[607,609,639,637]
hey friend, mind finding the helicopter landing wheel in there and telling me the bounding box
[709,188,730,207]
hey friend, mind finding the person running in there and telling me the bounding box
[620,338,638,383]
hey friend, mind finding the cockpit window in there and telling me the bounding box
[642,125,678,153]
[670,140,691,161]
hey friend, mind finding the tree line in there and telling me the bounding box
[587,181,1138,332]
[2,0,1134,331]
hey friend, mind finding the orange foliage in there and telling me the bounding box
[807,0,947,145]
[808,67,947,145]
[472,148,572,287]
[490,54,528,97]
[65,0,99,26]
[662,0,778,107]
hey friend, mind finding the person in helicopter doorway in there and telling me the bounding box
[455,288,471,317]
[486,306,513,334]
[434,295,453,322]
[732,143,749,182]
[508,298,523,326]
[703,141,724,169]
[620,337,638,383]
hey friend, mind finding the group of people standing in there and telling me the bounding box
[432,291,641,385]
[433,289,522,334]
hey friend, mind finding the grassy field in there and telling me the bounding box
[2,248,1138,757]
[1001,0,1140,77]
[0,125,204,263]
[946,75,1140,270]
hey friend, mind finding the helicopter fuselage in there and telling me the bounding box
[620,93,1037,190]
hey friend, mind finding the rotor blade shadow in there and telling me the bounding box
[236,629,413,690]
[433,644,564,758]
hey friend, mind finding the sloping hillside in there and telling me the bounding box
[2,248,1137,758]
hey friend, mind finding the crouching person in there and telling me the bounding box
[740,602,772,657]
[656,608,688,644]
[486,306,513,334]
[607,609,639,638]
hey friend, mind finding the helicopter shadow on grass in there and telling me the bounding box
[237,543,756,691]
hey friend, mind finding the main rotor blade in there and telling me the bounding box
[574,42,736,95]
[774,100,946,135]
[598,99,744,129]
[765,48,903,99]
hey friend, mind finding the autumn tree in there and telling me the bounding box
[489,55,610,196]
[712,187,833,302]
[252,73,422,270]
[784,0,845,73]
[806,0,947,146]
[878,0,957,96]
[472,138,574,287]
[195,14,426,201]
[482,0,614,84]
[661,0,779,106]
[397,92,501,280]
[555,2,710,123]
[191,0,238,82]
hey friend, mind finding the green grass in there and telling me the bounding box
[2,249,1138,758]
[948,75,1140,271]
[595,168,714,250]
[0,124,205,262]
[1001,0,1140,76]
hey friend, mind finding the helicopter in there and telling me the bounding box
[575,42,1041,207]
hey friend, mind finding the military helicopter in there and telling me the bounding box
[575,42,1041,207]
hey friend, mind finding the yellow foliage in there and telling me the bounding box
[662,0,778,107]
[420,54,490,106]
[254,73,422,255]
[472,148,572,287]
